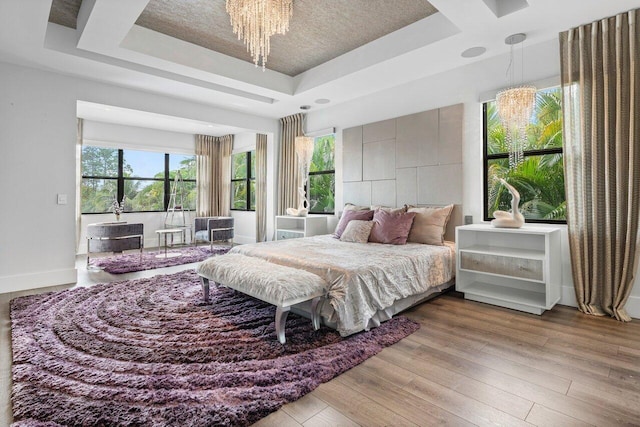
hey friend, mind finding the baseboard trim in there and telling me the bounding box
[560,285,578,308]
[560,284,640,320]
[0,268,77,294]
[625,295,640,320]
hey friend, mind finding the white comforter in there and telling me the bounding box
[229,235,454,336]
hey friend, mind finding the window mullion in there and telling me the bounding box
[117,150,124,204]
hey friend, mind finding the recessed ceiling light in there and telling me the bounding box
[461,46,487,58]
[207,125,214,128]
[315,99,331,104]
[505,33,527,45]
[300,105,311,110]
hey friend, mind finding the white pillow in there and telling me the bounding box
[339,220,374,243]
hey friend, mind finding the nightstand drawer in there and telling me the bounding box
[460,251,543,281]
[277,231,302,240]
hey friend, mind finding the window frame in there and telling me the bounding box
[307,134,335,215]
[482,101,566,225]
[81,148,196,214]
[230,150,255,212]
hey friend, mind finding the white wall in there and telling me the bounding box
[0,60,278,293]
[306,38,640,319]
[83,120,195,154]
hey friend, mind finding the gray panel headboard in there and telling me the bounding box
[341,103,464,241]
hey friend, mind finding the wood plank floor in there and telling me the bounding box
[2,261,640,426]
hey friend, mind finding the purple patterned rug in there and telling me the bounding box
[11,270,419,427]
[90,245,230,274]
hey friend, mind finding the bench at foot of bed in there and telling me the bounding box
[196,253,328,344]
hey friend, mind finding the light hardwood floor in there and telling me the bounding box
[2,259,640,426]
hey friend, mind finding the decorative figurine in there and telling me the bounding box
[491,178,524,228]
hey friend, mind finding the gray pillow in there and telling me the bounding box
[340,220,374,243]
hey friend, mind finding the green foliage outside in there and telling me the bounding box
[81,147,196,213]
[486,87,566,221]
[231,151,254,210]
[230,136,335,213]
[308,135,335,213]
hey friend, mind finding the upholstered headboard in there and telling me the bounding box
[341,103,464,242]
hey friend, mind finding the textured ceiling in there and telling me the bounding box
[48,0,438,76]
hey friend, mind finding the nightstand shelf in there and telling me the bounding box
[456,224,561,315]
[275,216,327,240]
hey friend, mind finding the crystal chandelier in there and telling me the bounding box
[225,0,293,70]
[496,33,536,168]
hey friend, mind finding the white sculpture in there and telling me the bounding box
[285,188,308,217]
[491,178,524,228]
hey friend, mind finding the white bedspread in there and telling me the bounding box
[229,235,454,336]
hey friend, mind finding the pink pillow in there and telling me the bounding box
[334,209,374,238]
[368,209,416,245]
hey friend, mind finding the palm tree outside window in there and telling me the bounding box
[483,86,566,223]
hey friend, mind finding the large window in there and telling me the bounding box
[484,86,565,223]
[231,150,255,211]
[308,134,335,214]
[81,147,196,214]
[230,135,335,213]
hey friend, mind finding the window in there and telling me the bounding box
[308,134,335,214]
[81,147,196,213]
[231,150,255,211]
[484,86,566,223]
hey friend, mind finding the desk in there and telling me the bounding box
[155,228,185,258]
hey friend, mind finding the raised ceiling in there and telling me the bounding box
[49,0,438,76]
[2,0,639,133]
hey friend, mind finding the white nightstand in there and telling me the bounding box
[275,216,327,240]
[455,224,562,315]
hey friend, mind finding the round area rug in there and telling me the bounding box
[11,270,419,427]
[89,245,230,274]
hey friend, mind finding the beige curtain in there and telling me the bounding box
[277,113,304,215]
[255,134,268,242]
[75,118,83,252]
[560,8,640,321]
[196,134,233,217]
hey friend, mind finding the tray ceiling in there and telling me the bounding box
[48,0,438,76]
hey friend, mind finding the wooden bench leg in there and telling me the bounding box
[311,296,322,330]
[201,277,210,302]
[275,305,290,344]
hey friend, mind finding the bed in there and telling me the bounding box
[198,204,460,337]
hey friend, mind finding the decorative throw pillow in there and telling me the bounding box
[343,203,371,212]
[334,209,374,238]
[407,204,454,245]
[370,205,407,214]
[340,220,374,243]
[368,209,416,245]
